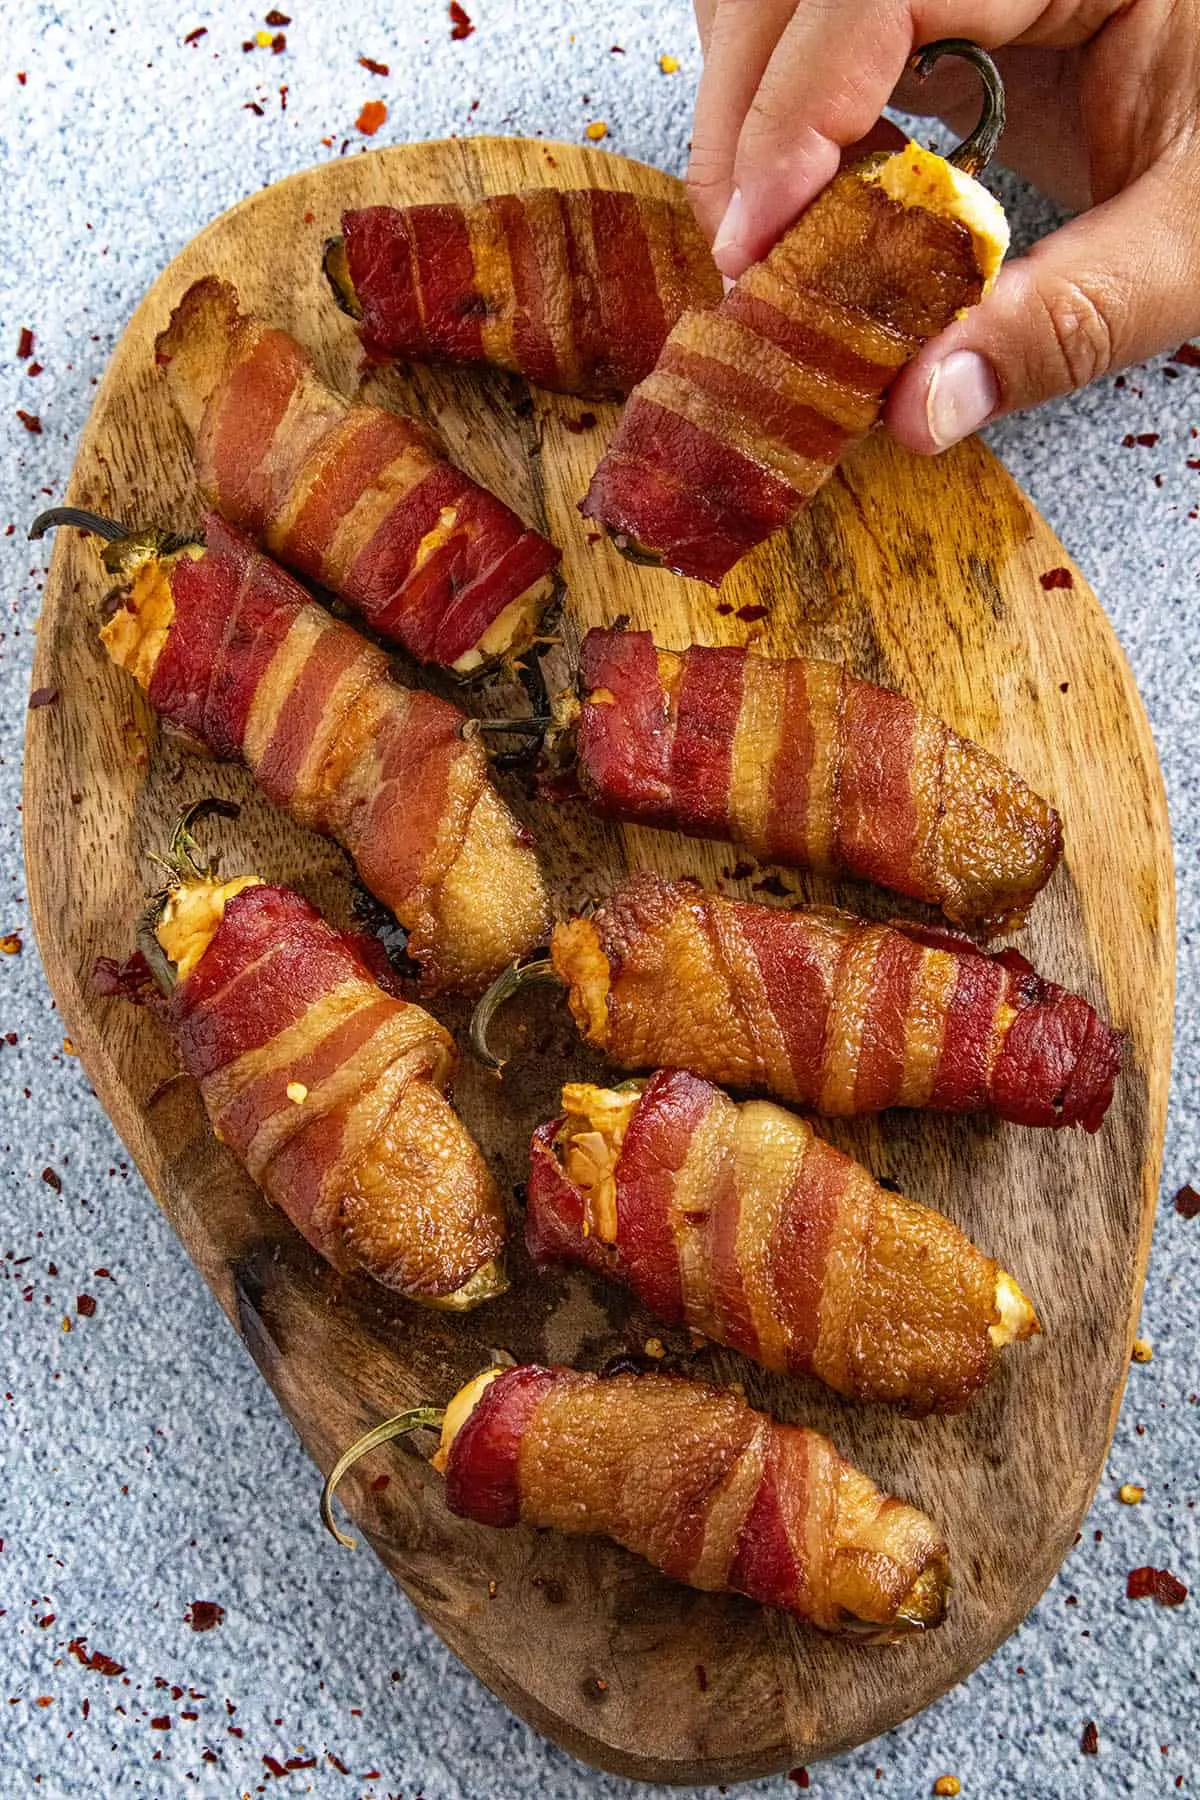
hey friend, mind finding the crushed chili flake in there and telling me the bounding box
[1170,343,1200,368]
[266,8,291,21]
[183,27,207,44]
[75,1294,96,1318]
[92,950,156,1004]
[150,1715,171,1730]
[67,1640,125,1678]
[16,410,41,434]
[41,1168,62,1194]
[1081,1721,1099,1755]
[585,120,609,141]
[185,1601,225,1632]
[1127,1566,1188,1605]
[356,99,387,136]
[1122,432,1160,447]
[1040,566,1073,590]
[244,102,265,116]
[1174,1183,1200,1218]
[26,362,43,376]
[736,603,768,622]
[370,1473,390,1491]
[28,685,58,709]
[262,1754,287,1777]
[359,55,390,75]
[788,1770,810,1788]
[563,411,598,433]
[36,1696,54,1708]
[271,32,286,53]
[326,1751,350,1773]
[17,72,26,85]
[449,1,475,39]
[16,328,34,360]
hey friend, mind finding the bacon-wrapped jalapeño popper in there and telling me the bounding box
[557,626,1063,933]
[155,278,561,672]
[321,1365,951,1637]
[472,874,1123,1132]
[30,508,550,992]
[581,42,1011,583]
[129,806,508,1307]
[526,1071,1038,1413]
[325,189,723,400]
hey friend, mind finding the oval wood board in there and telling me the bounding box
[24,136,1174,1785]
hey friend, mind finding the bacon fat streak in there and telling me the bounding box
[336,190,723,399]
[169,882,506,1299]
[572,628,1063,932]
[582,164,991,581]
[526,1070,1036,1412]
[440,1364,949,1634]
[156,278,560,671]
[101,514,549,991]
[551,874,1121,1130]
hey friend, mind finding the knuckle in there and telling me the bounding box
[1030,273,1120,392]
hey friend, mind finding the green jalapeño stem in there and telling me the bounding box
[909,39,1006,177]
[469,955,561,1070]
[321,1407,447,1549]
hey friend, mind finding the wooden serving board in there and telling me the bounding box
[24,137,1174,1784]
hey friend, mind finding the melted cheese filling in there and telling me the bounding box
[868,141,1009,291]
[99,546,201,687]
[549,916,612,1047]
[989,1267,1039,1348]
[156,875,263,981]
[430,1366,503,1473]
[451,572,558,674]
[557,1081,643,1243]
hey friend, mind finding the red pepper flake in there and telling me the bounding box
[370,1473,390,1491]
[271,32,286,53]
[789,1771,810,1789]
[227,1725,243,1738]
[362,1773,382,1783]
[1174,1183,1200,1219]
[244,101,265,115]
[326,1751,350,1773]
[695,1663,708,1691]
[736,603,768,622]
[563,411,598,433]
[449,1,475,40]
[26,362,43,377]
[610,44,625,53]
[37,1614,55,1628]
[41,1168,62,1194]
[183,27,207,45]
[1127,1566,1188,1605]
[1040,566,1073,590]
[184,1601,225,1632]
[36,1696,53,1708]
[16,328,34,360]
[359,55,390,75]
[17,72,27,85]
[28,686,58,709]
[266,8,291,21]
[16,410,41,434]
[262,1754,287,1777]
[150,1715,171,1730]
[66,1640,125,1678]
[1122,432,1160,447]
[76,1294,96,1317]
[356,99,387,135]
[1171,343,1200,369]
[201,1749,218,1764]
[286,1759,317,1772]
[1081,1721,1099,1755]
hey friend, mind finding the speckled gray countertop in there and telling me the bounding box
[0,4,1196,1797]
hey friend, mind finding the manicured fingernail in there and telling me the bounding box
[721,274,735,296]
[712,188,745,270]
[926,351,1000,449]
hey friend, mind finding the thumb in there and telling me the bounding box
[884,156,1200,454]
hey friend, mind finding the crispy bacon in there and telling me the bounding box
[334,190,723,398]
[570,628,1062,931]
[550,874,1122,1130]
[169,882,505,1299]
[101,515,549,991]
[155,278,560,671]
[582,164,989,580]
[441,1364,949,1634]
[526,1070,1036,1412]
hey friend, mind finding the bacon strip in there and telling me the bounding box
[334,191,723,399]
[101,514,549,991]
[155,278,560,671]
[169,883,506,1299]
[550,874,1122,1130]
[582,164,990,581]
[571,628,1063,931]
[441,1365,949,1634]
[527,1070,1035,1412]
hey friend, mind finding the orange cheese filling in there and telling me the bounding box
[557,1081,644,1242]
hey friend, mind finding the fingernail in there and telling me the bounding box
[926,351,1000,450]
[712,188,745,270]
[721,274,735,296]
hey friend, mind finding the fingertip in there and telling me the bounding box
[885,347,1001,456]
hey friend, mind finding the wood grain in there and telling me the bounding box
[23,137,1174,1784]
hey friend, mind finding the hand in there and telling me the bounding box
[687,2,1200,452]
